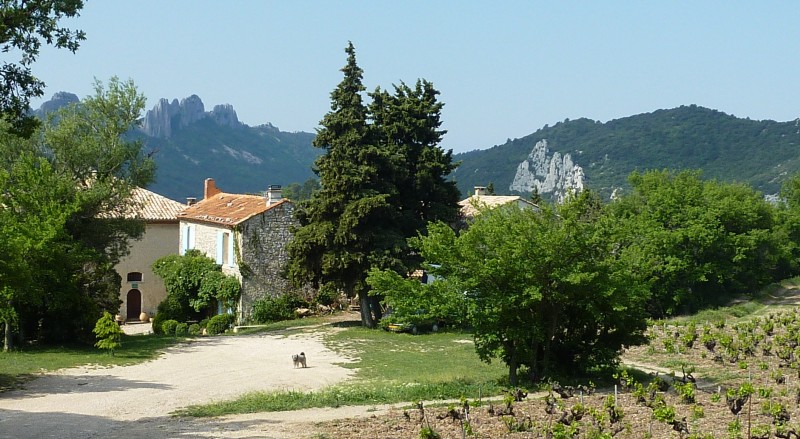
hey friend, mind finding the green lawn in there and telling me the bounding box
[178,326,508,417]
[0,334,182,391]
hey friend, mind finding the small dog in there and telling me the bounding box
[292,352,307,368]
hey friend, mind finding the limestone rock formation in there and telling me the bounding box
[210,104,242,128]
[34,92,79,117]
[509,139,585,202]
[141,95,241,138]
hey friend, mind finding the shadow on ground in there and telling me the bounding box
[0,408,289,439]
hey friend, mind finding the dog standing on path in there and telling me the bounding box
[292,352,307,368]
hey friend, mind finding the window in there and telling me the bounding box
[216,231,237,267]
[222,232,230,265]
[127,272,143,282]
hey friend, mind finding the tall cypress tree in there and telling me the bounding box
[287,44,459,328]
[288,42,391,327]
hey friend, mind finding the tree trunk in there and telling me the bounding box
[3,319,11,352]
[508,355,519,387]
[358,291,376,328]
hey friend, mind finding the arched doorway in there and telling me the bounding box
[126,289,142,320]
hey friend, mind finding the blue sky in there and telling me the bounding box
[33,1,800,153]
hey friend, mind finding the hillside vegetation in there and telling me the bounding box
[141,121,318,200]
[453,105,800,199]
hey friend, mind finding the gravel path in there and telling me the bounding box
[0,327,360,439]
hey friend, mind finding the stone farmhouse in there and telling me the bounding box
[177,178,296,322]
[115,187,185,321]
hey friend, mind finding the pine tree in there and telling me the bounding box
[93,311,124,356]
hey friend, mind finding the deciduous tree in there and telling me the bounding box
[406,192,649,385]
[0,0,86,137]
[608,170,783,316]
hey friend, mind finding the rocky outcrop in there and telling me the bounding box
[34,92,79,117]
[141,95,241,138]
[509,139,585,202]
[210,104,242,128]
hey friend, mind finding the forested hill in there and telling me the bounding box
[451,105,800,200]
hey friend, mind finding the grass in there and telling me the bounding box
[177,327,508,417]
[230,314,338,335]
[651,278,800,327]
[0,334,182,391]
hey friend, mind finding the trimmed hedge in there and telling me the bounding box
[206,313,235,335]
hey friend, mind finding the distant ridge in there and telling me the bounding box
[452,105,800,201]
[35,95,800,203]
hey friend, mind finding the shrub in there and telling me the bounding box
[93,311,124,355]
[252,293,310,323]
[188,323,201,336]
[152,296,187,335]
[175,322,189,337]
[161,319,179,336]
[206,313,235,335]
[198,318,209,329]
[315,285,339,306]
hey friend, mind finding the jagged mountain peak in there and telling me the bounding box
[141,95,242,138]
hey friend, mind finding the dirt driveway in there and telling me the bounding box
[0,323,368,439]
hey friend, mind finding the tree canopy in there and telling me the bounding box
[607,169,784,316]
[287,42,459,328]
[392,191,650,385]
[151,250,241,333]
[1,77,155,348]
[0,0,86,137]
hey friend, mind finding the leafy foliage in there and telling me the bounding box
[251,293,309,324]
[151,250,241,321]
[607,169,785,316]
[2,78,155,347]
[452,105,800,200]
[366,268,467,329]
[92,311,124,355]
[408,191,650,384]
[205,313,235,335]
[0,0,86,137]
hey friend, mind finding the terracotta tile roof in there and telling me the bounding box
[458,195,538,218]
[103,187,184,222]
[132,188,185,221]
[177,193,290,226]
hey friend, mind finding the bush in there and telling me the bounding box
[152,296,187,335]
[161,319,179,336]
[188,323,201,336]
[175,322,189,337]
[206,313,235,335]
[315,286,339,306]
[198,318,209,329]
[252,293,310,323]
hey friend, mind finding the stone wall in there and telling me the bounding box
[237,202,296,319]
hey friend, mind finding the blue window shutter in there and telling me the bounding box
[188,225,195,250]
[216,231,224,264]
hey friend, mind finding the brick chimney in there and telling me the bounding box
[266,184,282,206]
[204,178,221,199]
[474,186,487,196]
